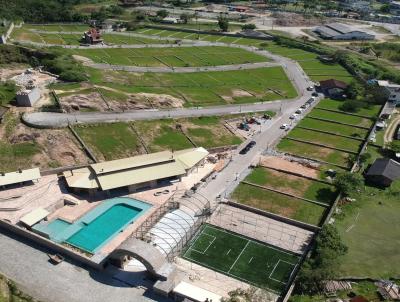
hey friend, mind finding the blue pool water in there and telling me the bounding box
[67,204,140,252]
[33,197,151,253]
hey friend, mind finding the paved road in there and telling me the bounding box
[0,228,170,302]
[23,41,308,127]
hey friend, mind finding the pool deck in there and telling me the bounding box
[0,159,217,259]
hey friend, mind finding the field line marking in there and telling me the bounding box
[188,233,216,254]
[207,224,295,257]
[268,259,296,284]
[228,240,250,274]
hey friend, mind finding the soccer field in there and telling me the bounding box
[183,224,300,293]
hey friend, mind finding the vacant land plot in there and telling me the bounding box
[70,46,267,67]
[74,123,144,161]
[287,128,361,152]
[232,183,327,225]
[308,109,373,128]
[246,167,337,204]
[277,139,351,167]
[316,98,382,117]
[20,23,89,32]
[335,184,400,278]
[74,117,243,159]
[297,118,368,138]
[88,66,297,107]
[183,224,300,293]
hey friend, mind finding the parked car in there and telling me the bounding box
[239,141,256,155]
[307,86,314,91]
[300,104,308,109]
[311,92,319,97]
[280,123,289,130]
[295,109,303,114]
[289,113,298,120]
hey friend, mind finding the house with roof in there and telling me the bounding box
[63,147,209,195]
[83,28,103,45]
[314,23,375,40]
[366,158,400,187]
[377,80,400,106]
[318,79,348,99]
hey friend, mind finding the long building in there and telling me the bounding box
[314,23,374,40]
[63,147,209,195]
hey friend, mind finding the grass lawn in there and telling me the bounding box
[74,123,142,161]
[308,108,373,128]
[316,98,382,117]
[232,183,327,225]
[297,118,368,138]
[287,128,362,152]
[289,281,384,302]
[70,46,267,67]
[183,224,300,293]
[245,167,337,204]
[277,139,352,167]
[335,183,400,278]
[0,83,17,106]
[0,142,41,172]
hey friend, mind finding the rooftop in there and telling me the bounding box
[0,168,41,187]
[319,79,348,90]
[366,158,400,181]
[64,147,209,191]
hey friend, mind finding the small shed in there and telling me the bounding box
[16,87,41,107]
[366,158,400,187]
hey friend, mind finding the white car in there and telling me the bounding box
[307,86,314,91]
[289,113,298,120]
[280,123,289,130]
[295,108,303,114]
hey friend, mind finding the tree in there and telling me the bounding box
[345,80,364,100]
[389,140,400,153]
[358,153,371,167]
[295,225,347,294]
[339,99,364,113]
[241,23,256,30]
[156,9,168,19]
[218,14,229,32]
[380,4,390,13]
[334,172,364,196]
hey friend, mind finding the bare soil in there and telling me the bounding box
[272,12,323,27]
[260,155,319,178]
[8,122,89,168]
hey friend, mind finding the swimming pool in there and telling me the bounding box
[33,197,151,253]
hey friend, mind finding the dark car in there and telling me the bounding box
[311,92,318,97]
[239,141,256,155]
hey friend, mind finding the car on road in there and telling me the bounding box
[311,92,318,97]
[300,104,308,109]
[295,108,303,114]
[289,113,298,120]
[307,86,314,91]
[280,123,290,130]
[239,140,256,155]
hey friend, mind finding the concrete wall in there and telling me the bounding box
[0,22,14,44]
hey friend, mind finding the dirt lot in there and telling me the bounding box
[260,155,319,179]
[0,109,89,169]
[58,86,184,112]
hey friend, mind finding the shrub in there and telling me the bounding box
[241,23,256,30]
[339,100,364,113]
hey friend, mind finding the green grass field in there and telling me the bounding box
[335,183,400,278]
[287,128,362,152]
[297,118,368,138]
[308,108,373,128]
[74,123,142,161]
[246,167,337,205]
[87,66,297,107]
[316,98,382,117]
[277,139,352,167]
[183,224,300,293]
[232,183,327,225]
[70,46,267,67]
